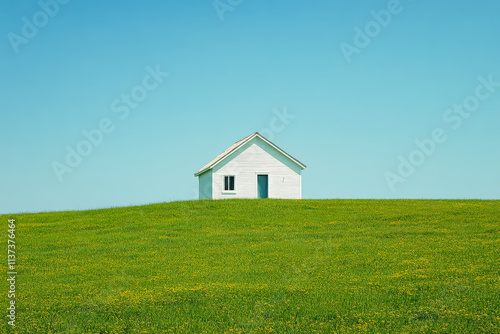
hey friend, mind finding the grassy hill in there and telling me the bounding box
[2,199,499,333]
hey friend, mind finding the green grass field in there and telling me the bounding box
[2,199,499,333]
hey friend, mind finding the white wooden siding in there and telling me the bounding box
[211,137,302,199]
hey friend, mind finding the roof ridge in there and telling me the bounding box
[194,132,306,176]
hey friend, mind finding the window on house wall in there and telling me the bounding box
[224,175,235,191]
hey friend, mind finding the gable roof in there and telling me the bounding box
[194,132,306,176]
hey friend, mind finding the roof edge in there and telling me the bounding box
[194,132,257,176]
[194,132,306,176]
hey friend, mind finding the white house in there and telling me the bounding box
[194,132,306,199]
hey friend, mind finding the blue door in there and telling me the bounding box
[257,175,268,199]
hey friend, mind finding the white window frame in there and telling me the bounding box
[222,175,236,193]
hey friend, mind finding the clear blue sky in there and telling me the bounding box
[1,0,499,213]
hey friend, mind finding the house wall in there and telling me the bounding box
[198,170,212,199]
[211,137,302,199]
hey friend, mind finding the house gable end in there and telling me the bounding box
[195,132,305,176]
[212,136,301,175]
